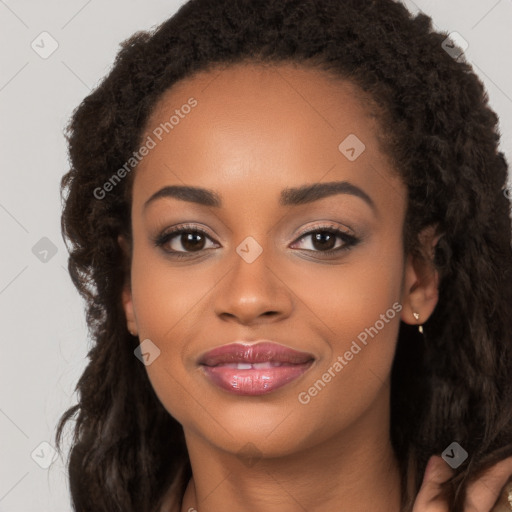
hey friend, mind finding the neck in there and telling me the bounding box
[179,383,403,512]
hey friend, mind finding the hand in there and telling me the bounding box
[413,454,512,511]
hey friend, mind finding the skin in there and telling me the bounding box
[118,62,511,511]
[415,455,512,511]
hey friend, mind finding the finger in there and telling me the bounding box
[413,455,454,512]
[464,456,512,512]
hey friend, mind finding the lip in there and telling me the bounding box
[199,341,315,366]
[198,341,315,395]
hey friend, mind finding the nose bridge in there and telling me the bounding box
[237,231,270,272]
[213,229,292,322]
[231,231,275,297]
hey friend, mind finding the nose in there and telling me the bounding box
[213,241,294,325]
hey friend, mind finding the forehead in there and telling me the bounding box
[146,61,379,137]
[132,61,402,213]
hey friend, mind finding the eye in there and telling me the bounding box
[153,224,218,256]
[291,224,360,254]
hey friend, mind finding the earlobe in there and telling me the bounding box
[400,224,441,327]
[118,234,137,336]
[121,283,138,336]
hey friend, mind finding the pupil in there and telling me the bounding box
[182,233,204,251]
[313,232,335,251]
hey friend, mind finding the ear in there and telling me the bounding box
[400,224,442,327]
[118,234,137,337]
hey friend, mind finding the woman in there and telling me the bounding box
[55,0,512,510]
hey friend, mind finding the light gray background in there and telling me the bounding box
[1,1,511,511]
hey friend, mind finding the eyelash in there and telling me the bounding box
[153,223,360,259]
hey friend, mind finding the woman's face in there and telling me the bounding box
[121,62,434,458]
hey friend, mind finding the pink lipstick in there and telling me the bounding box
[198,341,315,395]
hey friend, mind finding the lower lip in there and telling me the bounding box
[200,362,314,395]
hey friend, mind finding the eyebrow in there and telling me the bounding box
[143,180,376,214]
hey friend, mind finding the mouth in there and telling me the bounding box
[198,341,315,395]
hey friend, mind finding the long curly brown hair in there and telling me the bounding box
[55,0,512,511]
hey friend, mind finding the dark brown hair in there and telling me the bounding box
[55,0,512,511]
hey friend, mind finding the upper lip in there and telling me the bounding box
[198,341,315,367]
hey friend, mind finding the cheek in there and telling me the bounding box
[289,237,404,426]
[330,239,404,380]
[130,248,209,342]
[129,276,191,427]
[282,227,403,350]
[129,249,220,425]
